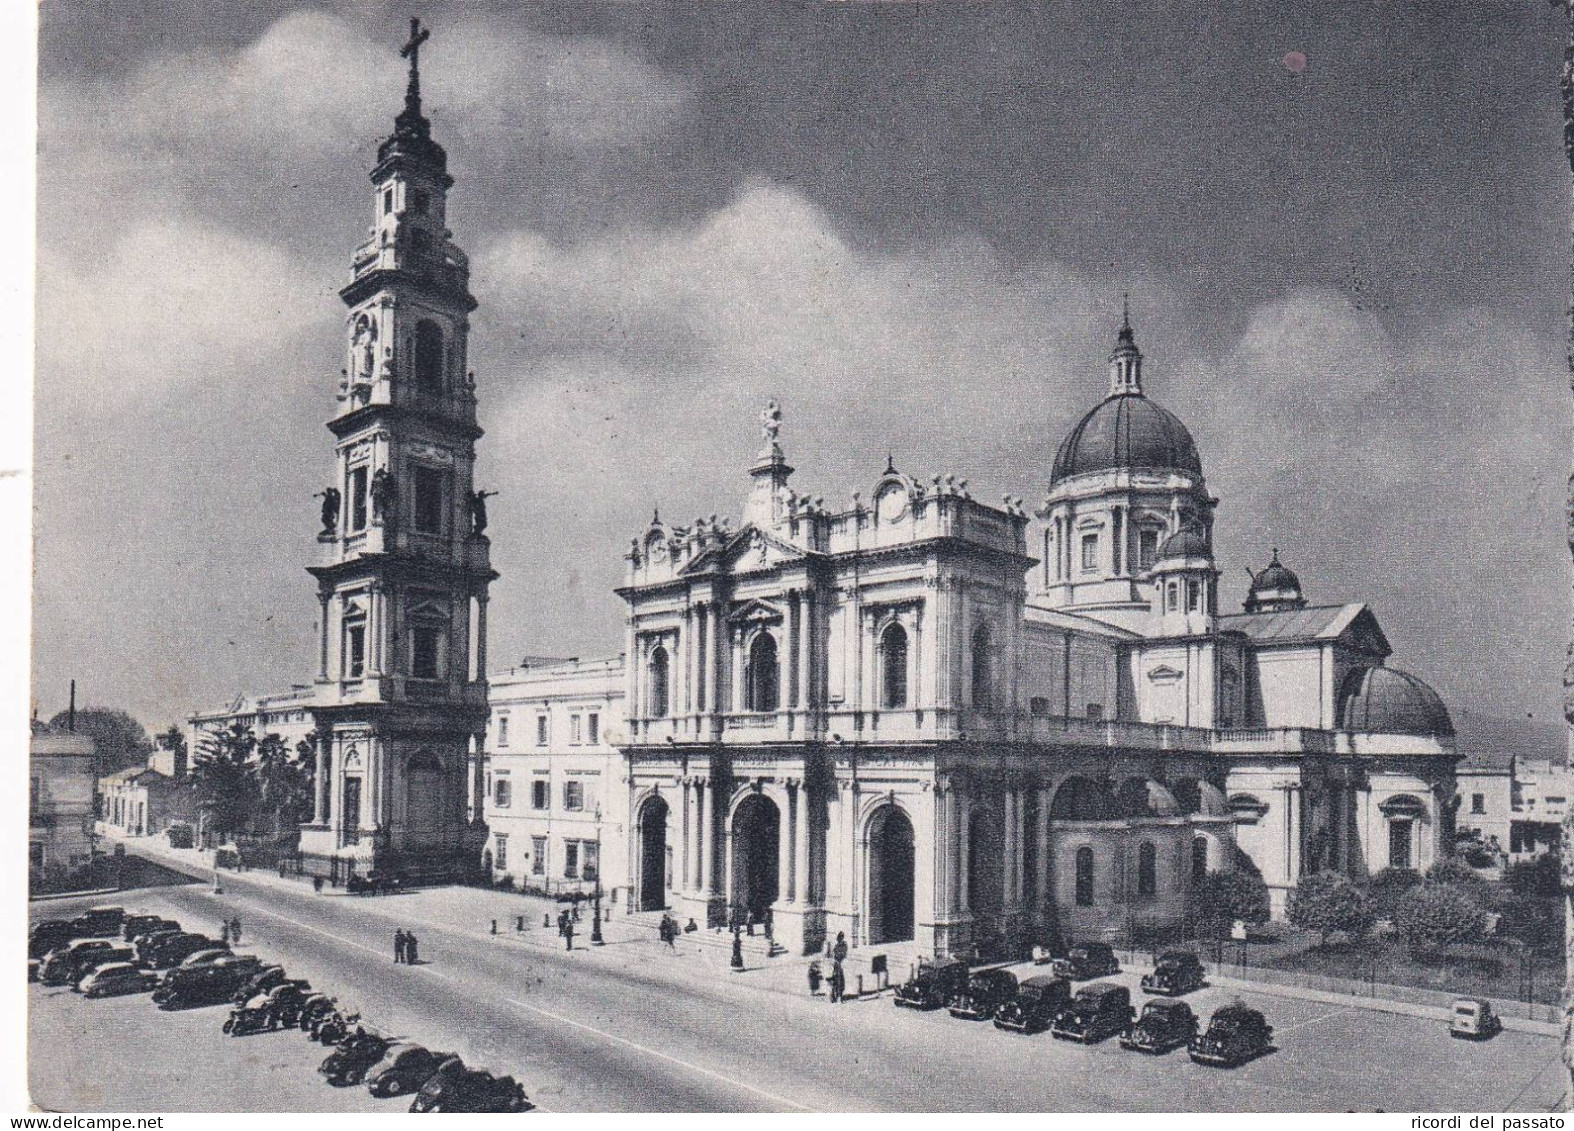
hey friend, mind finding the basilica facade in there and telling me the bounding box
[608,314,1458,960]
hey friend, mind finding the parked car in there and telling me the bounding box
[234,965,289,1006]
[1120,999,1200,1053]
[223,982,311,1034]
[1052,941,1120,981]
[29,919,76,960]
[367,1045,459,1098]
[40,940,116,986]
[131,928,184,965]
[1189,1003,1274,1066]
[346,870,405,896]
[121,914,165,941]
[154,964,255,1010]
[1450,998,1503,1040]
[320,1032,390,1086]
[994,974,1073,1034]
[168,948,234,975]
[297,993,336,1033]
[1141,951,1205,996]
[410,1064,531,1113]
[315,1011,361,1046]
[947,969,1019,1021]
[69,907,125,937]
[72,946,135,987]
[78,962,158,998]
[1050,982,1135,1043]
[144,934,226,970]
[126,917,181,944]
[894,958,970,1011]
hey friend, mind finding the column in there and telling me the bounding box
[1034,786,1051,916]
[958,786,971,913]
[697,779,712,896]
[1001,787,1016,905]
[799,590,815,710]
[475,594,489,682]
[779,593,794,714]
[794,781,811,904]
[317,593,331,679]
[788,594,801,709]
[680,780,692,896]
[777,787,794,904]
[312,731,328,824]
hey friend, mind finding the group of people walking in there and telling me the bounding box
[218,917,243,946]
[392,928,420,964]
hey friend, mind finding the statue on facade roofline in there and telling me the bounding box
[470,489,497,536]
[370,467,396,524]
[760,400,782,446]
[315,487,341,535]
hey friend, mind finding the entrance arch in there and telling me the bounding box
[730,793,780,919]
[637,794,669,911]
[867,805,915,944]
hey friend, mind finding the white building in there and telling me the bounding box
[30,731,97,880]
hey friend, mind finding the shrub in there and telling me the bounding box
[1425,857,1504,911]
[1195,868,1271,934]
[1506,854,1562,899]
[1288,872,1375,946]
[1394,882,1490,953]
[1364,867,1422,919]
[1496,894,1562,954]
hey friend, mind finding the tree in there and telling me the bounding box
[1194,869,1270,935]
[46,707,152,777]
[256,731,315,838]
[1364,867,1422,920]
[191,721,259,842]
[157,725,188,772]
[1498,893,1563,954]
[1288,872,1375,947]
[1507,854,1563,898]
[1393,883,1491,954]
[1425,856,1503,912]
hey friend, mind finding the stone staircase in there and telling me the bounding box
[626,911,788,960]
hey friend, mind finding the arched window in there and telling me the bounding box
[413,319,444,393]
[1192,836,1209,883]
[648,645,669,718]
[745,634,779,713]
[880,623,908,709]
[971,624,993,711]
[1138,841,1157,897]
[1075,846,1095,907]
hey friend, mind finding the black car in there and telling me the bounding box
[154,963,257,1010]
[347,870,406,896]
[70,946,135,988]
[894,959,970,1011]
[994,974,1073,1034]
[1052,941,1120,981]
[320,1033,390,1086]
[131,928,183,964]
[121,914,165,941]
[1189,1004,1274,1066]
[1141,951,1205,996]
[143,933,226,970]
[29,920,76,960]
[947,969,1018,1021]
[69,907,125,937]
[367,1046,458,1098]
[410,1065,531,1113]
[39,940,117,986]
[233,965,289,1006]
[1120,999,1200,1053]
[1050,982,1135,1043]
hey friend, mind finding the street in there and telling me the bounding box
[29,876,1569,1113]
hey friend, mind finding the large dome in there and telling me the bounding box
[1050,393,1204,486]
[1338,666,1454,738]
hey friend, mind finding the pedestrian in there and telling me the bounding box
[230,917,242,945]
[313,875,324,894]
[406,932,419,965]
[220,921,231,946]
[832,931,849,966]
[829,960,845,1004]
[557,909,568,937]
[807,960,823,996]
[746,909,756,937]
[394,929,406,964]
[564,919,574,951]
[664,916,677,950]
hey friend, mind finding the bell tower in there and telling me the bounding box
[299,20,497,881]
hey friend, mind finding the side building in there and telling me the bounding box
[30,730,98,882]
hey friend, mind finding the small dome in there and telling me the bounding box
[1157,527,1211,562]
[1051,394,1203,486]
[1338,666,1454,737]
[1250,549,1301,594]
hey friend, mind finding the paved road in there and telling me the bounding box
[29,880,1569,1112]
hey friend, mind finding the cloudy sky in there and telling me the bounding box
[31,2,1571,734]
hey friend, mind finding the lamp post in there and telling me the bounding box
[591,803,605,946]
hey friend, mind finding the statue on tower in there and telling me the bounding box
[370,467,397,526]
[760,400,782,446]
[469,489,497,537]
[314,487,341,536]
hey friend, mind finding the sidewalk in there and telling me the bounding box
[96,827,1563,1037]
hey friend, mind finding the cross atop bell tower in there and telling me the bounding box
[399,18,430,121]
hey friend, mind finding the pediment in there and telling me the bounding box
[1334,606,1392,660]
[683,524,807,577]
[726,598,785,625]
[1146,665,1185,684]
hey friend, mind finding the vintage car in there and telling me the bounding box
[120,914,165,941]
[143,933,226,970]
[367,1045,460,1098]
[1449,998,1504,1040]
[409,1064,531,1113]
[894,959,970,1011]
[70,946,134,987]
[947,968,1019,1021]
[1189,1003,1274,1066]
[223,982,312,1035]
[29,919,76,960]
[297,993,337,1033]
[1049,982,1135,1043]
[78,961,158,998]
[127,918,182,944]
[40,939,117,986]
[993,974,1073,1034]
[316,1011,362,1046]
[154,963,254,1010]
[1120,999,1200,1053]
[168,947,235,975]
[69,907,125,937]
[1141,951,1206,996]
[233,965,289,1006]
[320,1032,390,1085]
[1052,942,1121,981]
[346,870,406,896]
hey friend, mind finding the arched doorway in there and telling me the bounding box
[867,805,915,944]
[638,795,669,911]
[730,793,780,919]
[405,750,444,844]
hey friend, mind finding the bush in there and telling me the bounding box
[1506,854,1562,898]
[1195,868,1271,934]
[1288,872,1375,946]
[1425,857,1503,911]
[1394,882,1491,953]
[1364,867,1421,919]
[1496,894,1562,954]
